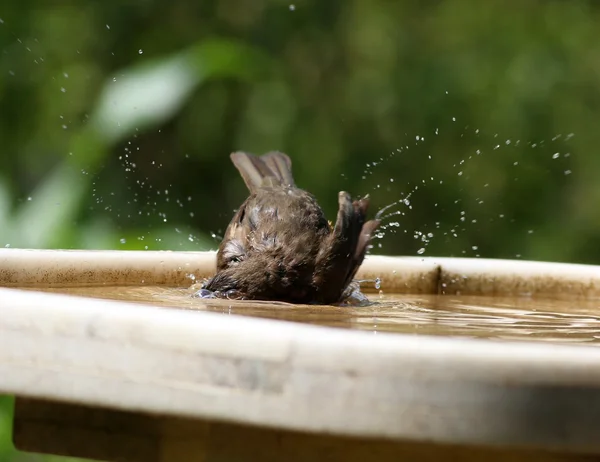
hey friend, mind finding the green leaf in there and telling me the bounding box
[12,164,87,248]
[0,178,13,245]
[90,38,269,145]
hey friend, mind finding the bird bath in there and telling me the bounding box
[2,248,600,462]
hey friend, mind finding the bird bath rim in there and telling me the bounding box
[1,248,600,298]
[2,249,600,453]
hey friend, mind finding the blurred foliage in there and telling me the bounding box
[2,0,600,459]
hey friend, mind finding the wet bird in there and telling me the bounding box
[199,151,380,304]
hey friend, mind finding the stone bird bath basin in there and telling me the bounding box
[1,248,600,461]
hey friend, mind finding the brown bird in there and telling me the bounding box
[199,151,380,304]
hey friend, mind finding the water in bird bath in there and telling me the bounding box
[29,285,600,346]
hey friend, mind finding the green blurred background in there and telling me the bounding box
[1,0,600,459]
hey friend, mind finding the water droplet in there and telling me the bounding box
[289,4,296,10]
[374,277,381,289]
[417,248,425,255]
[564,170,572,175]
[138,49,143,54]
[120,238,126,244]
[60,87,66,93]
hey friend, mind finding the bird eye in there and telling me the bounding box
[223,240,246,266]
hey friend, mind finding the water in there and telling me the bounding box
[32,285,600,346]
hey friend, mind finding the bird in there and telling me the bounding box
[198,151,380,304]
